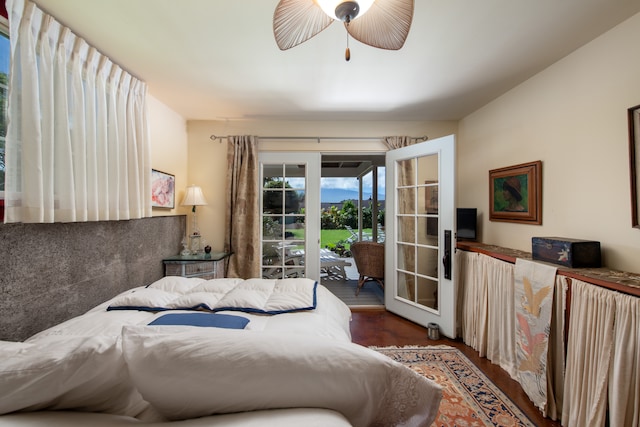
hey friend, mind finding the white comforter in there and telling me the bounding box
[121,326,443,427]
[0,327,442,427]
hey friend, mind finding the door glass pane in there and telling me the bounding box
[417,154,438,181]
[416,276,438,310]
[397,216,415,244]
[284,189,303,214]
[396,271,414,300]
[286,175,305,189]
[417,216,439,246]
[396,243,415,272]
[394,152,440,312]
[418,183,438,215]
[263,165,284,187]
[263,216,283,239]
[263,190,283,214]
[397,188,416,214]
[417,246,438,278]
[397,158,415,186]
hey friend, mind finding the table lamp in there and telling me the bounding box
[181,185,208,253]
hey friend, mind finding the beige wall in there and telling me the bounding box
[148,95,190,220]
[458,12,640,273]
[187,120,457,252]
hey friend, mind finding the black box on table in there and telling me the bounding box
[531,237,601,268]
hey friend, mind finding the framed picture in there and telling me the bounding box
[628,104,640,228]
[489,160,542,224]
[151,169,175,209]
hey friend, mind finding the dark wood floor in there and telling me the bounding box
[350,308,561,427]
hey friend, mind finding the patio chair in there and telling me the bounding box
[350,241,385,296]
[345,225,372,243]
[320,248,352,280]
[262,242,304,279]
[345,225,359,243]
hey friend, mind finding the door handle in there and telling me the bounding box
[443,230,451,280]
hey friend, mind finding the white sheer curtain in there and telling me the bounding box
[609,292,640,427]
[4,0,151,223]
[562,279,639,427]
[458,251,516,374]
[562,279,615,426]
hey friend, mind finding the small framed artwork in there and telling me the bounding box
[628,104,640,228]
[151,169,175,209]
[489,160,542,224]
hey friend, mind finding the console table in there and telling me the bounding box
[163,252,231,280]
[455,241,639,425]
[456,241,640,297]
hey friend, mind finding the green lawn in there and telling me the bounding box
[289,228,371,249]
[320,229,352,248]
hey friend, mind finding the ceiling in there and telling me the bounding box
[31,0,640,122]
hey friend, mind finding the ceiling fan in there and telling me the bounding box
[273,0,414,61]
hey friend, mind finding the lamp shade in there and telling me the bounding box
[181,185,208,206]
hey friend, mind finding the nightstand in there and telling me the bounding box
[163,252,231,279]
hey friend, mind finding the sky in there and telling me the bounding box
[321,167,386,199]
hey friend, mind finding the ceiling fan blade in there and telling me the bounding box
[346,0,414,50]
[273,0,334,50]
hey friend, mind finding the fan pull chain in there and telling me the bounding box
[345,22,351,61]
[345,34,351,61]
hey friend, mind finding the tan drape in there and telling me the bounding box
[224,136,260,278]
[383,136,412,150]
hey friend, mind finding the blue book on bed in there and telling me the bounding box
[148,313,250,329]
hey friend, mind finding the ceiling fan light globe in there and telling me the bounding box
[315,0,375,21]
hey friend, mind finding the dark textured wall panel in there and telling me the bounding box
[0,216,185,341]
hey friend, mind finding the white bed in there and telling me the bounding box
[0,276,442,426]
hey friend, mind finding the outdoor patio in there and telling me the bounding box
[321,256,384,307]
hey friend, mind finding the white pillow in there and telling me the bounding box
[121,326,442,427]
[0,335,147,416]
[146,276,206,294]
[107,288,177,311]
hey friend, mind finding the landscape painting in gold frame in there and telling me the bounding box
[489,160,542,224]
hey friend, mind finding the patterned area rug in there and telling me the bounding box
[373,345,535,427]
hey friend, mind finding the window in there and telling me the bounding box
[0,17,8,223]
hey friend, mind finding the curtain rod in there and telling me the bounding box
[209,135,429,143]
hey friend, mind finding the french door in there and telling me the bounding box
[385,135,456,338]
[258,153,321,281]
